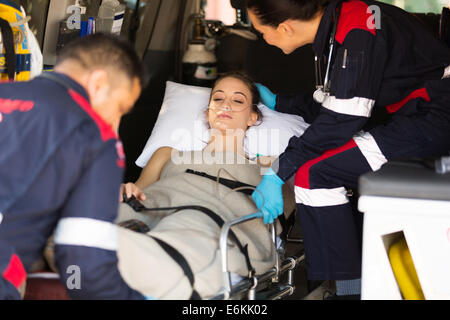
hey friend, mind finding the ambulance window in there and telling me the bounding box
[205,0,237,26]
[378,0,450,13]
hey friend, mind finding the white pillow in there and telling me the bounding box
[135,81,309,168]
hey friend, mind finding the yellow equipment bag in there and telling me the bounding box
[0,0,31,82]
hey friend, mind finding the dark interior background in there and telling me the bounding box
[119,4,448,183]
[13,0,446,183]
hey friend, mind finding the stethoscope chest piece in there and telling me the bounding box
[313,88,327,104]
[313,3,343,105]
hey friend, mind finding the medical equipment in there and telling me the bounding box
[313,2,343,104]
[213,213,304,300]
[43,0,75,66]
[181,1,218,87]
[96,0,125,35]
[181,0,258,87]
[208,96,255,113]
[0,2,32,81]
[121,163,305,301]
[208,105,253,113]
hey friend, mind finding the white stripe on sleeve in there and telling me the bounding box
[322,96,375,117]
[54,217,118,251]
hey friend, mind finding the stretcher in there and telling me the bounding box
[210,212,305,300]
[119,189,306,301]
[25,153,307,300]
[115,152,307,300]
[24,206,306,301]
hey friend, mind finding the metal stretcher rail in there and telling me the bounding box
[212,212,305,300]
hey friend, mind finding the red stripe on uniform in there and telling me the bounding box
[68,89,117,142]
[2,254,26,289]
[295,140,358,189]
[116,159,125,168]
[335,0,376,44]
[386,87,431,114]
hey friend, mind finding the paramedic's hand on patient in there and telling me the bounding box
[255,83,277,110]
[120,182,146,202]
[252,168,284,225]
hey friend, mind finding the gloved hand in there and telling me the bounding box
[252,168,284,225]
[255,83,277,110]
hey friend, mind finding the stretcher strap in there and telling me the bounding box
[175,205,255,277]
[150,236,201,300]
[185,169,256,195]
[123,196,255,277]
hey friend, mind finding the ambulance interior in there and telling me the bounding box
[7,0,450,300]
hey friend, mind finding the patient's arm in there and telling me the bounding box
[120,147,174,201]
[136,146,174,188]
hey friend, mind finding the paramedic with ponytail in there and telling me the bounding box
[0,34,148,299]
[248,0,450,299]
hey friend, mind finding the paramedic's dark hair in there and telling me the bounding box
[211,71,263,122]
[56,33,147,88]
[246,0,330,27]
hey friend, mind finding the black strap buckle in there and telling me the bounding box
[123,194,147,212]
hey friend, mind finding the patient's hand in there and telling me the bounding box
[120,182,146,202]
[257,156,275,167]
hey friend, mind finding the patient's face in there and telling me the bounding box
[207,77,258,134]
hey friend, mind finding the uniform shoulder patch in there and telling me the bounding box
[335,0,377,44]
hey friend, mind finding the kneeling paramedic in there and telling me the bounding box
[0,34,147,299]
[249,0,450,298]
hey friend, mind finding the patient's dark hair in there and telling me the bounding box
[56,33,147,87]
[246,0,330,27]
[211,71,263,122]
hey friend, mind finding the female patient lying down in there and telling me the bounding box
[120,71,270,201]
[114,72,296,299]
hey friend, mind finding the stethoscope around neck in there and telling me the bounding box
[313,3,342,104]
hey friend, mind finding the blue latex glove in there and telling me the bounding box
[255,83,277,110]
[252,168,284,225]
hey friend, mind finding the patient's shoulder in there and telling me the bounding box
[154,146,174,156]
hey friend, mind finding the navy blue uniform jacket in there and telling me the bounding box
[274,0,450,181]
[0,72,144,299]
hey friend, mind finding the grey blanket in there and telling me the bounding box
[115,151,293,299]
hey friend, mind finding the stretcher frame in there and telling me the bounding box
[210,212,305,300]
